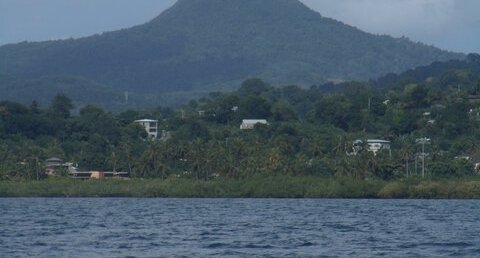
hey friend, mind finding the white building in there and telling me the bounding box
[134,119,158,138]
[240,119,268,130]
[352,139,391,156]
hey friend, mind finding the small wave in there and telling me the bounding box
[427,242,474,247]
[87,223,107,229]
[206,242,229,248]
[33,241,48,246]
[118,243,131,249]
[299,241,315,247]
[128,235,151,241]
[148,242,162,247]
[243,243,275,249]
[399,242,474,248]
[324,223,358,232]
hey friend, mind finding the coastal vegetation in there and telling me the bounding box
[2,177,480,198]
[1,55,480,197]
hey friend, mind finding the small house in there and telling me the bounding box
[240,119,268,130]
[45,157,63,175]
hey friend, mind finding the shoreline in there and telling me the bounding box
[2,176,480,199]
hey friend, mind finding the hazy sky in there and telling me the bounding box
[0,0,478,54]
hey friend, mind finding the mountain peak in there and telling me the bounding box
[0,0,464,103]
[150,0,319,26]
[172,0,308,9]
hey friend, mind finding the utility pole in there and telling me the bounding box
[35,157,39,181]
[415,155,418,176]
[124,91,129,104]
[422,140,425,178]
[415,137,430,178]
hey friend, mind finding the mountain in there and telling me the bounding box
[375,53,480,89]
[0,0,464,107]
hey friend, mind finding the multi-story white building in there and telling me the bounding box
[134,119,158,138]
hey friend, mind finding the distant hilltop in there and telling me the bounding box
[0,0,464,107]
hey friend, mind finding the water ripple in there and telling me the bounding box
[1,198,480,257]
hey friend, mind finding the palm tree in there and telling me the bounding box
[397,135,415,177]
[105,146,118,172]
[138,141,166,178]
[187,139,204,180]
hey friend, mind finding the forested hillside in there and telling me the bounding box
[0,0,463,107]
[2,55,480,181]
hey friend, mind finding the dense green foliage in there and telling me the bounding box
[1,56,480,185]
[0,76,191,110]
[0,0,462,107]
[2,177,480,198]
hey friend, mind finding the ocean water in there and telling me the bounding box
[1,198,479,257]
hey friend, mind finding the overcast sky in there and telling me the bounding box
[0,0,478,54]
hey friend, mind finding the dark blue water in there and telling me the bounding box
[1,198,479,257]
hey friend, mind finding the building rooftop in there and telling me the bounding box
[367,139,390,144]
[242,119,268,123]
[134,119,157,123]
[46,157,62,162]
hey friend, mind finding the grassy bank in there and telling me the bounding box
[2,176,480,198]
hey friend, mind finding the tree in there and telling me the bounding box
[0,144,15,180]
[397,135,415,177]
[208,94,240,124]
[136,141,167,179]
[272,102,297,121]
[238,78,273,96]
[50,93,73,119]
[407,85,429,108]
[238,96,272,119]
[314,95,352,130]
[467,53,480,64]
[73,105,122,144]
